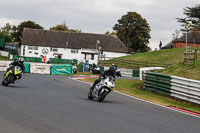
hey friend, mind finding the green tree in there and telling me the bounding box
[12,21,43,44]
[105,31,117,35]
[50,24,69,31]
[113,12,151,52]
[50,22,81,33]
[177,4,200,29]
[0,23,12,42]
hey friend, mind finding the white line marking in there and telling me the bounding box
[69,77,200,119]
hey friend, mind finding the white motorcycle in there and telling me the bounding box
[88,76,115,102]
[89,65,100,74]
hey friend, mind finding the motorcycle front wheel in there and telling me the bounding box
[98,88,109,102]
[4,75,15,86]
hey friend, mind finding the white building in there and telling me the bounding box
[21,28,128,64]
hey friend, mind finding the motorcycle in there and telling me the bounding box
[89,65,100,74]
[2,66,22,86]
[88,76,115,102]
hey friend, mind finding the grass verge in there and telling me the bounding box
[0,56,10,60]
[80,78,200,113]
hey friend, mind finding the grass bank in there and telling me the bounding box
[81,78,200,113]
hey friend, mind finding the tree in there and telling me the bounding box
[177,4,200,29]
[50,24,69,31]
[113,12,151,52]
[0,23,12,42]
[105,31,117,35]
[12,21,43,44]
[50,22,82,33]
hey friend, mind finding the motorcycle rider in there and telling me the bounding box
[6,57,25,81]
[92,63,97,68]
[90,65,121,90]
[71,61,75,66]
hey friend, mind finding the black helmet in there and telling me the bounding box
[109,65,117,74]
[18,57,24,64]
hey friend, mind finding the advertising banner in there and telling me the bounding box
[51,64,72,75]
[30,63,51,74]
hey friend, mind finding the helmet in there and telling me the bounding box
[109,65,117,74]
[18,57,24,64]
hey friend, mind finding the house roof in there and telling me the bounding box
[163,31,200,48]
[22,28,128,53]
[162,41,173,49]
[174,31,200,44]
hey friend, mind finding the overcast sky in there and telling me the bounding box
[0,0,199,50]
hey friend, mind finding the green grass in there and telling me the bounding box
[99,48,185,69]
[119,48,184,64]
[0,55,9,60]
[100,48,200,80]
[81,78,200,113]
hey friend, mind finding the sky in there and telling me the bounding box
[0,0,199,50]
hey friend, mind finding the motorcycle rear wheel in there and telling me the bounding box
[88,89,94,100]
[1,80,5,86]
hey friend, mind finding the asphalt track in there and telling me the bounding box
[0,72,200,133]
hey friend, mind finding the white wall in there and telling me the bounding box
[21,45,128,64]
[21,45,99,64]
[100,51,129,60]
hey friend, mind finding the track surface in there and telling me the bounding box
[0,72,200,133]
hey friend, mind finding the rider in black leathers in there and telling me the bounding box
[7,57,25,79]
[90,65,121,90]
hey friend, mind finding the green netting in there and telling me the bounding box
[0,37,5,48]
[24,62,30,73]
[50,58,78,64]
[14,56,42,62]
[78,64,83,72]
[51,64,72,75]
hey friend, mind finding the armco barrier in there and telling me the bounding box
[144,72,171,95]
[144,72,200,105]
[120,68,133,77]
[133,70,139,77]
[171,76,200,104]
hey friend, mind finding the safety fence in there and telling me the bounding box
[78,63,140,78]
[0,61,73,75]
[0,60,140,78]
[144,72,200,105]
[13,56,77,64]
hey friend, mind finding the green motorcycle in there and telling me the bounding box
[2,66,23,86]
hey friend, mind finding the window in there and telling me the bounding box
[71,49,78,53]
[28,46,38,50]
[50,47,58,52]
[85,54,94,60]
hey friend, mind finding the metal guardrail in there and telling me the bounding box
[144,72,200,105]
[171,76,200,105]
[144,72,171,95]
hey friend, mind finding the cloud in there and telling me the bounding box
[0,0,199,50]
